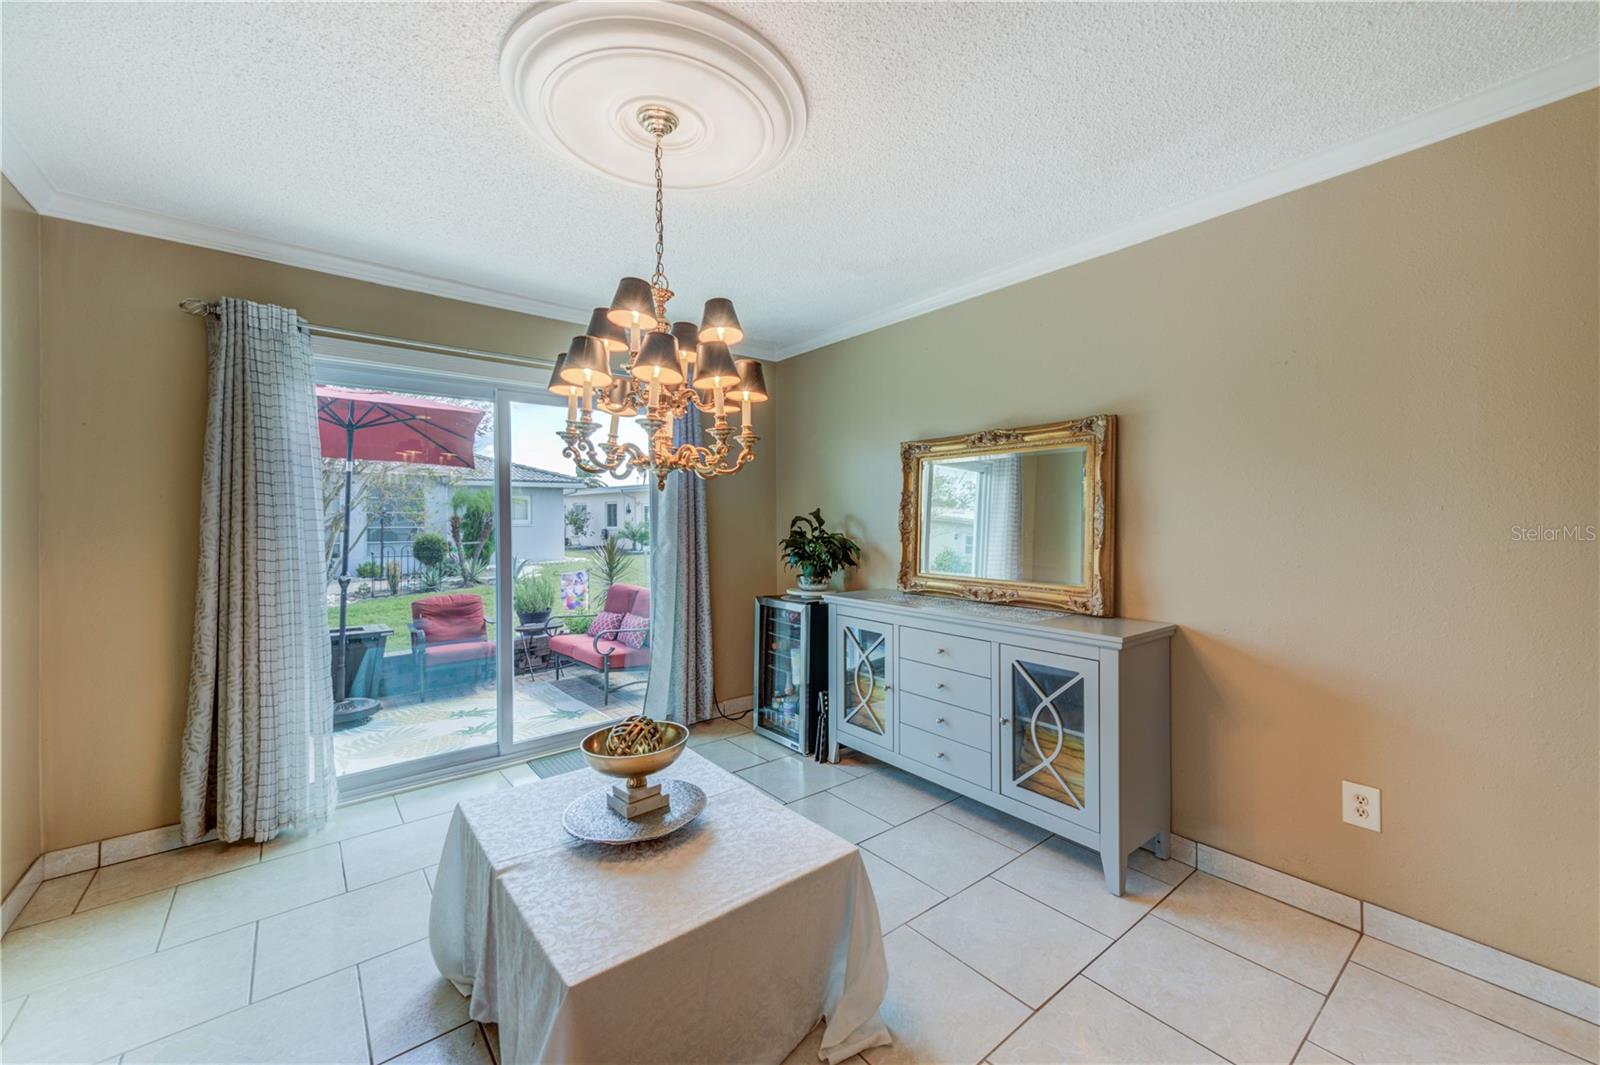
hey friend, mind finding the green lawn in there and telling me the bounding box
[330,553,649,633]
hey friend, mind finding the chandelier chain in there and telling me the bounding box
[651,132,668,296]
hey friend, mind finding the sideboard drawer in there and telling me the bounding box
[899,724,991,788]
[900,691,991,752]
[899,659,991,712]
[899,626,991,677]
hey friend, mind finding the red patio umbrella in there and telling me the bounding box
[317,387,488,709]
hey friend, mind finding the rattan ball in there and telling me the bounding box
[605,715,665,756]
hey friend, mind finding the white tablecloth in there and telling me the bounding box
[429,749,890,1064]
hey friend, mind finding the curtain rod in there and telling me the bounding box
[178,299,553,371]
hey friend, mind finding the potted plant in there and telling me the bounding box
[780,509,862,592]
[513,568,559,627]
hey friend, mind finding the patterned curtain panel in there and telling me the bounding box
[180,299,337,844]
[977,454,1023,582]
[643,411,716,724]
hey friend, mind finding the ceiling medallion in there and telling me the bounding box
[499,1,807,189]
[503,2,797,488]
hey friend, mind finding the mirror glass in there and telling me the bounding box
[918,445,1089,588]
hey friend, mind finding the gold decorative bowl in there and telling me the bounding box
[579,721,689,789]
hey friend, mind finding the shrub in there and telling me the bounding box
[355,560,382,579]
[513,569,559,617]
[411,533,448,567]
[563,614,593,636]
[931,549,966,574]
[385,560,401,595]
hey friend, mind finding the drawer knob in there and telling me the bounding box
[936,751,948,760]
[936,647,948,655]
[999,717,1010,725]
[936,716,947,725]
[935,682,947,690]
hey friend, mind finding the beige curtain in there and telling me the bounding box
[180,298,337,843]
[643,412,716,724]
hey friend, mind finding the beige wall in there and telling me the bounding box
[2,177,44,895]
[34,220,771,850]
[773,92,1599,981]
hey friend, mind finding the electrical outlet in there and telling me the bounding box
[1342,780,1381,832]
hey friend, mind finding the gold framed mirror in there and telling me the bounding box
[898,416,1116,616]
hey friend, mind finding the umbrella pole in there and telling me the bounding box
[335,416,355,704]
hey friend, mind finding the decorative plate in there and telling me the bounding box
[562,779,707,845]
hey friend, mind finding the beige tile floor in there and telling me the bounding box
[3,716,1596,1064]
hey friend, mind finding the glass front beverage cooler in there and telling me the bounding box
[752,596,828,754]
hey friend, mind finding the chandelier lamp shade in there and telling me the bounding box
[554,104,768,489]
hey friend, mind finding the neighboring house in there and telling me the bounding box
[338,454,584,575]
[564,482,651,548]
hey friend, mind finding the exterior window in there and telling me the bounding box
[510,490,531,524]
[606,502,619,526]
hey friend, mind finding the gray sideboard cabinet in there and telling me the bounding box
[822,589,1175,894]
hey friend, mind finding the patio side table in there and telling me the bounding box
[514,622,565,675]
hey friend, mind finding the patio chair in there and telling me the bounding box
[410,594,495,698]
[550,584,650,705]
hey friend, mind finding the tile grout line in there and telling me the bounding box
[1085,896,1239,1063]
[1144,910,1338,998]
[354,958,375,1064]
[1359,926,1600,1030]
[1372,938,1600,1032]
[376,1018,478,1064]
[1343,959,1596,1061]
[969,891,1194,1065]
[248,920,261,1003]
[1287,928,1358,1062]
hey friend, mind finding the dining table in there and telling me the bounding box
[428,746,891,1064]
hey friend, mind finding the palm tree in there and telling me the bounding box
[589,537,630,601]
[619,520,650,551]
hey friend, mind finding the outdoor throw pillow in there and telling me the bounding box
[592,610,625,640]
[617,613,650,649]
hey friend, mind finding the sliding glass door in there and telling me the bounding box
[502,396,653,746]
[317,360,653,794]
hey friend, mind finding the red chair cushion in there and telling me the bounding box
[413,594,487,643]
[550,634,651,670]
[601,584,639,615]
[616,613,649,649]
[424,641,494,666]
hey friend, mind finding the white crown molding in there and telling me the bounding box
[0,128,593,328]
[0,127,55,213]
[770,48,1600,360]
[8,47,1595,362]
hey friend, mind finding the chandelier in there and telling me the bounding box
[547,105,767,490]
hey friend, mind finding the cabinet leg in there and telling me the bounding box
[1102,851,1126,896]
[1150,832,1171,861]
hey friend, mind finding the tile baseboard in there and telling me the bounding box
[719,694,755,714]
[1,855,44,935]
[1146,836,1597,1027]
[1363,903,1600,1026]
[1197,844,1362,931]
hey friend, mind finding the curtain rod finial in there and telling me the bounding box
[179,298,218,317]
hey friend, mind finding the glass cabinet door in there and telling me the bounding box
[999,646,1098,829]
[836,616,893,750]
[755,602,807,749]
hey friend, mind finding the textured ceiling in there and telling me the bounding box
[2,2,1595,357]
